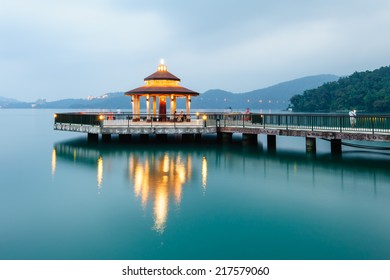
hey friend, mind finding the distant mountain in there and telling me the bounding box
[0,74,338,110]
[193,74,339,110]
[39,92,128,109]
[0,92,129,109]
[290,66,390,112]
[0,96,20,107]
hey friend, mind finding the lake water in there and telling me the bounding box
[1,109,390,260]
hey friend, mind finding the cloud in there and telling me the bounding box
[1,0,390,100]
[0,0,174,100]
[170,19,337,92]
[173,1,390,92]
[1,0,172,56]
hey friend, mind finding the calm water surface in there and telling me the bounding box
[1,109,390,260]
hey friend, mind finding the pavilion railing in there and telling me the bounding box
[54,112,208,128]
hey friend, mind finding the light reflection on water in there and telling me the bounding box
[97,156,103,190]
[52,141,208,234]
[127,152,198,233]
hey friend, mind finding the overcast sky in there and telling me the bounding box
[1,0,390,101]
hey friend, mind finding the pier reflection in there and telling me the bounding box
[51,143,103,187]
[128,152,196,232]
[52,139,390,234]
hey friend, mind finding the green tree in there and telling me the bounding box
[289,65,390,113]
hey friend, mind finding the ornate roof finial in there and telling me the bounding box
[158,58,167,72]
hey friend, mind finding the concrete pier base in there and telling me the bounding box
[87,133,98,143]
[331,139,342,155]
[156,134,168,143]
[217,132,223,143]
[140,134,149,142]
[182,133,195,143]
[173,134,182,142]
[102,134,111,143]
[267,135,276,152]
[221,132,233,144]
[119,134,132,143]
[195,133,202,142]
[242,133,257,146]
[306,137,316,153]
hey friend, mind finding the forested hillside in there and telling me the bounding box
[290,66,390,112]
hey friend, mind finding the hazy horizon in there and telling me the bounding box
[1,0,390,102]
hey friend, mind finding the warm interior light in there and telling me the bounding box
[54,113,57,118]
[99,115,104,120]
[145,80,179,87]
[196,112,199,116]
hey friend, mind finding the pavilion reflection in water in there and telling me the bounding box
[128,152,203,232]
[51,144,208,233]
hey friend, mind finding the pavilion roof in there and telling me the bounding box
[144,70,180,81]
[125,61,199,97]
[125,85,199,96]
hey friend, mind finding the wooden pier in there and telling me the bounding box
[54,112,390,154]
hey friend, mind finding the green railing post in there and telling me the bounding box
[340,116,342,132]
[311,116,314,131]
[286,115,288,130]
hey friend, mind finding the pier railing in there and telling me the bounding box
[54,112,390,134]
[207,113,390,134]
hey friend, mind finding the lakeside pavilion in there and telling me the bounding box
[125,60,199,121]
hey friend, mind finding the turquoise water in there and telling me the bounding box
[1,109,390,260]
